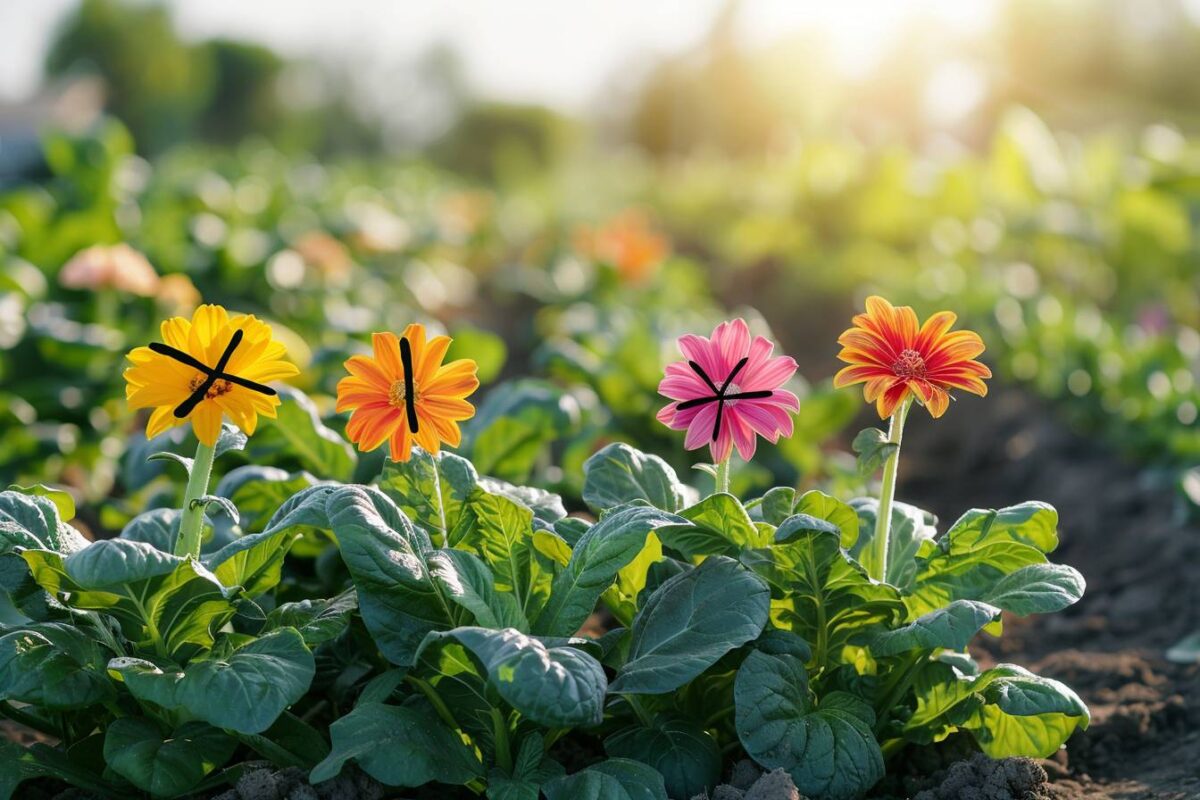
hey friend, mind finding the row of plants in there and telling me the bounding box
[0,299,1088,799]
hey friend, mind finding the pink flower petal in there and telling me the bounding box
[709,420,735,463]
[742,354,798,392]
[712,318,751,372]
[727,411,758,461]
[684,404,719,450]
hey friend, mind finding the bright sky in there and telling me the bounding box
[0,0,996,110]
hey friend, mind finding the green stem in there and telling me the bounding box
[715,457,731,495]
[491,708,512,774]
[624,694,654,728]
[175,440,216,558]
[870,397,912,583]
[0,701,60,738]
[874,657,922,737]
[405,676,460,732]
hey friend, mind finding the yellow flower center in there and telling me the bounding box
[189,374,233,399]
[892,348,927,380]
[388,379,418,408]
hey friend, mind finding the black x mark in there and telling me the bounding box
[149,328,277,418]
[675,357,773,441]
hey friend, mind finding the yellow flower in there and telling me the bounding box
[336,324,479,462]
[124,304,299,445]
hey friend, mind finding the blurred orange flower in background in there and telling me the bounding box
[574,210,669,284]
[834,296,991,419]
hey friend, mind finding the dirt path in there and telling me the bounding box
[898,388,1200,799]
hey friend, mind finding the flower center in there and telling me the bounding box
[389,379,418,408]
[724,382,742,405]
[188,374,233,399]
[891,349,927,380]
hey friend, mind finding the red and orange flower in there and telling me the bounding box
[834,296,991,419]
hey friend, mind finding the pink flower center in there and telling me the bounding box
[891,348,927,379]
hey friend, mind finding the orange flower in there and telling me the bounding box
[575,210,669,284]
[336,324,479,462]
[834,296,991,419]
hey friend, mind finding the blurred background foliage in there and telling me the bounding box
[1,0,1198,525]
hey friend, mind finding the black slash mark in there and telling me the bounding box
[149,328,276,418]
[399,336,419,434]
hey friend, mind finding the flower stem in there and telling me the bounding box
[715,457,731,495]
[175,439,216,558]
[871,397,912,583]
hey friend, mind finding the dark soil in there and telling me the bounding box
[898,388,1200,799]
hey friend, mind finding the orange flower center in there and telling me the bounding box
[388,379,418,408]
[891,348,927,380]
[188,374,233,399]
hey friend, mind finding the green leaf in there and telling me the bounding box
[794,490,860,551]
[0,740,111,800]
[742,523,902,671]
[962,665,1090,758]
[464,490,543,613]
[23,539,237,659]
[601,531,662,628]
[416,626,607,728]
[656,493,768,558]
[310,700,482,787]
[852,427,898,477]
[378,449,479,544]
[215,465,318,533]
[904,502,1069,619]
[849,498,937,591]
[758,487,796,526]
[429,548,528,630]
[263,484,455,666]
[104,718,235,798]
[604,716,720,799]
[119,508,182,553]
[487,733,565,800]
[448,325,508,384]
[110,628,315,734]
[0,490,89,555]
[263,589,358,646]
[980,563,1086,616]
[866,600,1000,657]
[611,556,769,694]
[735,648,884,800]
[582,443,691,514]
[542,758,668,800]
[462,380,578,483]
[248,386,357,480]
[533,505,684,638]
[0,622,113,709]
[5,485,74,522]
[479,477,568,525]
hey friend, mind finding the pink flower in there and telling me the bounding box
[657,318,800,463]
[59,244,160,296]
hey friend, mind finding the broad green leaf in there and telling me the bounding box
[582,443,690,514]
[5,484,74,522]
[464,490,544,614]
[795,490,860,551]
[904,502,1067,619]
[533,504,684,638]
[248,386,357,480]
[849,498,937,591]
[0,740,111,800]
[478,477,568,525]
[416,626,607,728]
[23,540,237,659]
[378,449,479,544]
[0,622,113,709]
[110,628,315,734]
[310,699,482,786]
[601,532,662,627]
[215,465,318,532]
[980,563,1085,616]
[734,648,884,800]
[542,758,668,800]
[119,508,181,553]
[462,380,579,483]
[428,548,528,630]
[0,490,89,555]
[262,484,454,666]
[612,556,769,694]
[656,493,768,558]
[758,486,796,526]
[205,507,308,597]
[487,733,566,800]
[104,718,235,798]
[604,716,720,799]
[264,589,358,646]
[963,665,1090,758]
[866,600,999,657]
[742,523,902,671]
[448,325,508,384]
